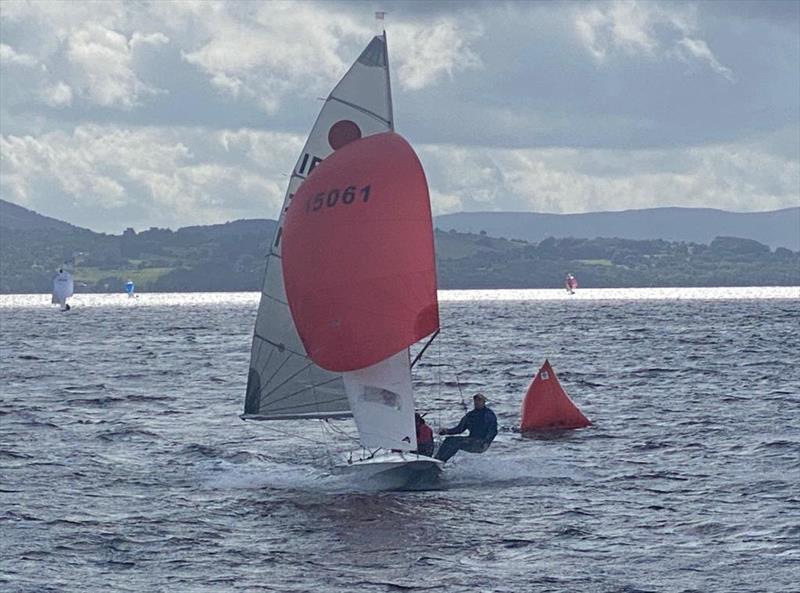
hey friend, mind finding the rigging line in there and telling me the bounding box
[319,421,331,467]
[262,385,345,411]
[262,396,347,414]
[261,358,317,399]
[253,332,306,360]
[257,422,330,446]
[424,362,467,411]
[410,328,440,368]
[437,331,442,402]
[252,337,275,382]
[455,365,467,411]
[319,420,338,468]
[327,95,391,126]
[259,350,295,391]
[323,418,361,445]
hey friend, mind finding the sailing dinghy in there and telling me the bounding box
[52,269,74,311]
[242,32,443,481]
[565,273,578,294]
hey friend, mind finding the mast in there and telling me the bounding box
[384,30,395,131]
[375,11,393,131]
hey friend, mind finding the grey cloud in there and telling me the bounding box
[0,0,797,231]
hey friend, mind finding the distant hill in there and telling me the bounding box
[1,199,797,292]
[435,207,800,251]
[0,199,83,232]
[0,199,277,293]
[433,231,798,289]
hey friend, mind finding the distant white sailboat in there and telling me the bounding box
[242,30,443,483]
[52,269,74,311]
[125,279,135,297]
[565,273,578,294]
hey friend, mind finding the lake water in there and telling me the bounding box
[1,288,798,592]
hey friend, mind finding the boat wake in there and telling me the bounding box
[440,451,584,490]
[199,446,582,494]
[200,459,346,492]
[198,457,436,494]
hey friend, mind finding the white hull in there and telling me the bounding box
[338,451,443,488]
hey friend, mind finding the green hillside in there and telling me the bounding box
[435,232,799,288]
[0,220,276,293]
[1,199,797,293]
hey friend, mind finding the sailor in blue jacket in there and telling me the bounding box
[435,393,498,462]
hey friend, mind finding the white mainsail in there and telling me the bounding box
[52,270,74,308]
[244,35,394,421]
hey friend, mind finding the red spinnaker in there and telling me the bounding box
[520,360,591,431]
[282,132,439,372]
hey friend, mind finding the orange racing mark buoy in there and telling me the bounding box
[520,360,591,431]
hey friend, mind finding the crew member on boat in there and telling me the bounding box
[414,413,434,457]
[435,393,497,462]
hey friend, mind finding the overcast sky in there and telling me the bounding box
[1,0,798,233]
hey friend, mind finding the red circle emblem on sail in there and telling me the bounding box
[328,120,362,150]
[282,132,439,372]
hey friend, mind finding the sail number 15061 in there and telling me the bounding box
[305,185,371,214]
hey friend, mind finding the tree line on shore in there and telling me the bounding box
[1,221,797,294]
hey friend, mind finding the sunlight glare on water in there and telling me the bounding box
[2,286,798,309]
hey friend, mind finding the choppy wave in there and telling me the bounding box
[1,292,798,592]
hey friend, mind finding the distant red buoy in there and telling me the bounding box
[520,360,591,431]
